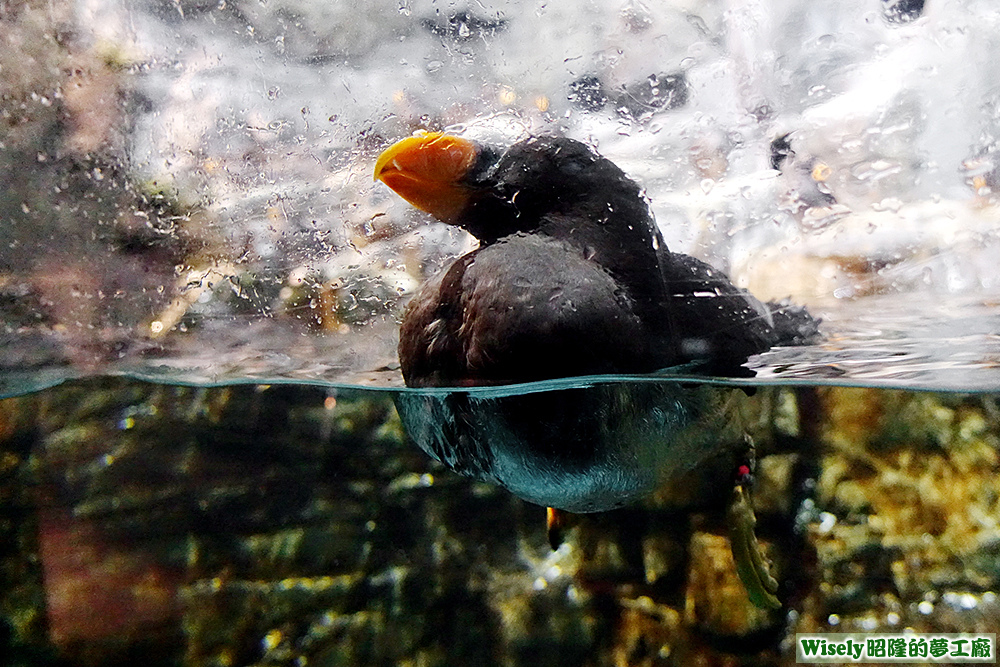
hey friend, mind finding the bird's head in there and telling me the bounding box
[374,132,651,244]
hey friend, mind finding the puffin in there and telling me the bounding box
[374,131,817,387]
[374,131,811,610]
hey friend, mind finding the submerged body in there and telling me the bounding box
[394,381,743,513]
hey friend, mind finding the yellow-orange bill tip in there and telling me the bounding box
[373,132,479,223]
[373,132,477,183]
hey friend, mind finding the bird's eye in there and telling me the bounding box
[465,145,501,186]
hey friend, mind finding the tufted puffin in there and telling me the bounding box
[375,132,808,608]
[374,131,817,388]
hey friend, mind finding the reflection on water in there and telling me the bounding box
[3,378,1000,665]
[753,292,1000,391]
[5,288,1000,400]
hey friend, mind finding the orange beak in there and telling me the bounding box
[374,131,479,224]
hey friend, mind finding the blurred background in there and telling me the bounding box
[3,0,1000,391]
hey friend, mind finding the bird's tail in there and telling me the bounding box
[765,299,822,346]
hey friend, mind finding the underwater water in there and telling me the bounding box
[2,372,1000,666]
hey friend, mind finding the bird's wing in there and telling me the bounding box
[400,234,648,386]
[397,252,474,387]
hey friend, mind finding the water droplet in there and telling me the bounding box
[852,159,901,182]
[687,14,709,35]
[871,197,903,213]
